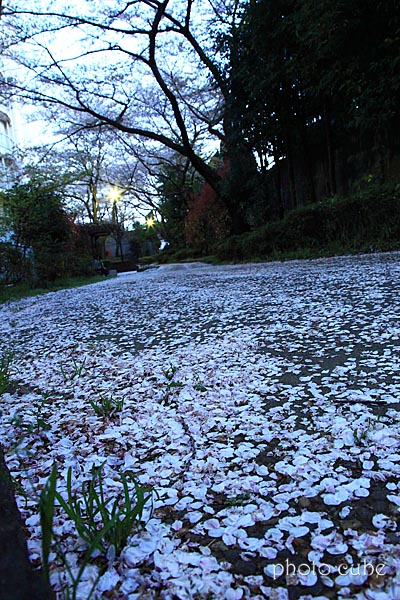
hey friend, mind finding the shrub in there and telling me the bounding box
[0,350,14,395]
[185,182,231,254]
[1,180,92,285]
[0,242,31,284]
[214,183,400,261]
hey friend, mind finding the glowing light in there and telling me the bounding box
[107,186,121,203]
[146,216,155,228]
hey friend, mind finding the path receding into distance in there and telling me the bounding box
[1,252,400,599]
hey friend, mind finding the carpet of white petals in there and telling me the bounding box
[1,253,400,600]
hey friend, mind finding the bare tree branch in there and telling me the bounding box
[3,0,234,198]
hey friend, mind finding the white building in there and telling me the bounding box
[0,62,21,191]
[0,105,17,189]
[0,65,23,184]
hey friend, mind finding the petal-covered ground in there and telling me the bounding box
[1,253,400,600]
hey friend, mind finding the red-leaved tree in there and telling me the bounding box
[185,178,231,253]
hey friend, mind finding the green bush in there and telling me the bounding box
[170,247,202,261]
[0,351,14,395]
[214,183,400,261]
[1,179,93,286]
[139,247,202,264]
[0,242,32,284]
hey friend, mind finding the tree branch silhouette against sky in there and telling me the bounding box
[1,1,243,191]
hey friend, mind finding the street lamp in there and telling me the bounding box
[107,186,122,223]
[107,186,121,204]
[146,215,155,228]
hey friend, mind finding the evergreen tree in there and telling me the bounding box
[1,177,78,282]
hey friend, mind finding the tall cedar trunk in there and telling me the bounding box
[300,111,316,204]
[323,98,337,196]
[280,83,297,209]
[285,131,297,210]
[273,148,284,219]
[221,139,257,235]
[376,128,389,183]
